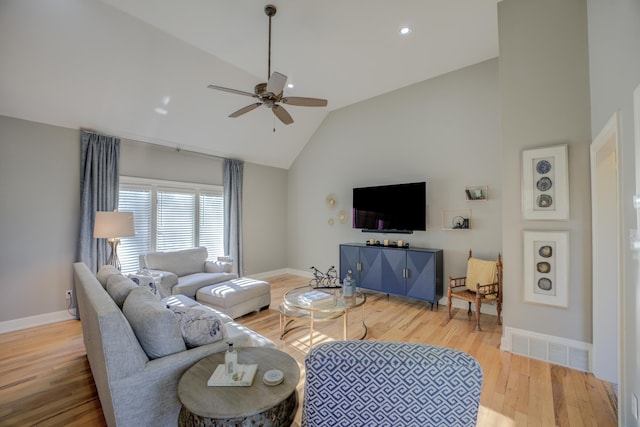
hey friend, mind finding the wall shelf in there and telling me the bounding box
[465,185,488,201]
[443,208,471,230]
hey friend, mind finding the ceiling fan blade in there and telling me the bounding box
[229,103,262,118]
[207,84,258,98]
[272,104,294,125]
[266,72,287,95]
[281,97,328,107]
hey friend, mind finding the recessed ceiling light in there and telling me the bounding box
[287,83,294,89]
[399,26,412,35]
[154,107,168,115]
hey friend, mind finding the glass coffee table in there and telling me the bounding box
[279,286,367,346]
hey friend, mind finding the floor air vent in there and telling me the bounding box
[502,327,591,372]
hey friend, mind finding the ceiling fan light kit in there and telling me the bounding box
[207,4,327,125]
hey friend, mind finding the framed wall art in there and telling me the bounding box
[522,144,569,220]
[523,230,569,308]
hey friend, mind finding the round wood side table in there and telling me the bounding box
[177,347,299,427]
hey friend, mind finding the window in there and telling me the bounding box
[117,177,224,273]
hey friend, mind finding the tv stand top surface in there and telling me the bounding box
[341,243,443,253]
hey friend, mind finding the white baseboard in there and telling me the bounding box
[501,326,592,372]
[248,268,312,280]
[0,310,76,334]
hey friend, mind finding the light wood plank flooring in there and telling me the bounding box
[0,274,617,426]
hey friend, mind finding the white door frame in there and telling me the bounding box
[589,111,622,386]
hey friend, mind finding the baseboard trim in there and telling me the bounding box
[0,310,76,334]
[248,268,312,280]
[501,326,592,372]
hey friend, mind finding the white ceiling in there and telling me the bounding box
[0,0,499,169]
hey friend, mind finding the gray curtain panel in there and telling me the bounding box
[77,130,120,273]
[223,159,243,276]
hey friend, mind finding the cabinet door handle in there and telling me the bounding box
[357,262,362,272]
[403,268,409,279]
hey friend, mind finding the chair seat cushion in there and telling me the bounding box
[197,278,270,308]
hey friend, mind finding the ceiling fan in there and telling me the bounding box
[207,4,328,125]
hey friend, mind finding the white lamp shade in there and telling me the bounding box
[94,211,135,238]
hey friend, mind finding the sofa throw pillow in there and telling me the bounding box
[127,270,159,297]
[205,260,233,273]
[106,274,138,308]
[168,305,225,348]
[123,287,186,359]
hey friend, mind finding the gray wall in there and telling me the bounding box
[287,59,502,283]
[0,115,288,324]
[498,0,592,342]
[0,116,80,322]
[587,0,640,424]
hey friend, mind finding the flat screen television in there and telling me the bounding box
[352,182,426,233]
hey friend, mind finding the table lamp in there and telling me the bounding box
[94,211,135,270]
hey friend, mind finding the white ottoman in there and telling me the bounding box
[196,277,271,319]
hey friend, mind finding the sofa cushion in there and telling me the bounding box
[168,305,226,348]
[162,295,234,324]
[106,274,138,308]
[123,287,186,359]
[173,272,238,298]
[143,247,208,277]
[96,265,120,288]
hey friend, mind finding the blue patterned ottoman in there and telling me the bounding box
[302,341,483,427]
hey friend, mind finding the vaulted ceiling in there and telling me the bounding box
[0,0,499,169]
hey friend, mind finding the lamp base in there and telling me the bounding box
[107,238,122,270]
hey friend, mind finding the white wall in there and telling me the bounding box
[287,59,502,283]
[587,0,640,424]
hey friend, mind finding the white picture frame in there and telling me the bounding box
[522,144,569,220]
[523,230,569,308]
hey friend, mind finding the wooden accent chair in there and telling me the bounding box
[447,250,502,331]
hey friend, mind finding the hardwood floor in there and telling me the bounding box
[0,274,617,426]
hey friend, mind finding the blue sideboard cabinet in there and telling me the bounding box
[339,243,444,310]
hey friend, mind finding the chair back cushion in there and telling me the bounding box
[141,246,208,277]
[465,257,497,293]
[302,341,483,427]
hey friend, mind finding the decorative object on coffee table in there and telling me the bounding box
[178,347,299,427]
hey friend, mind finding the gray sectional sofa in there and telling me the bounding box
[73,262,274,427]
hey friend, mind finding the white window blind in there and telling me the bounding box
[199,190,224,258]
[117,178,224,273]
[118,186,152,273]
[157,188,195,252]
